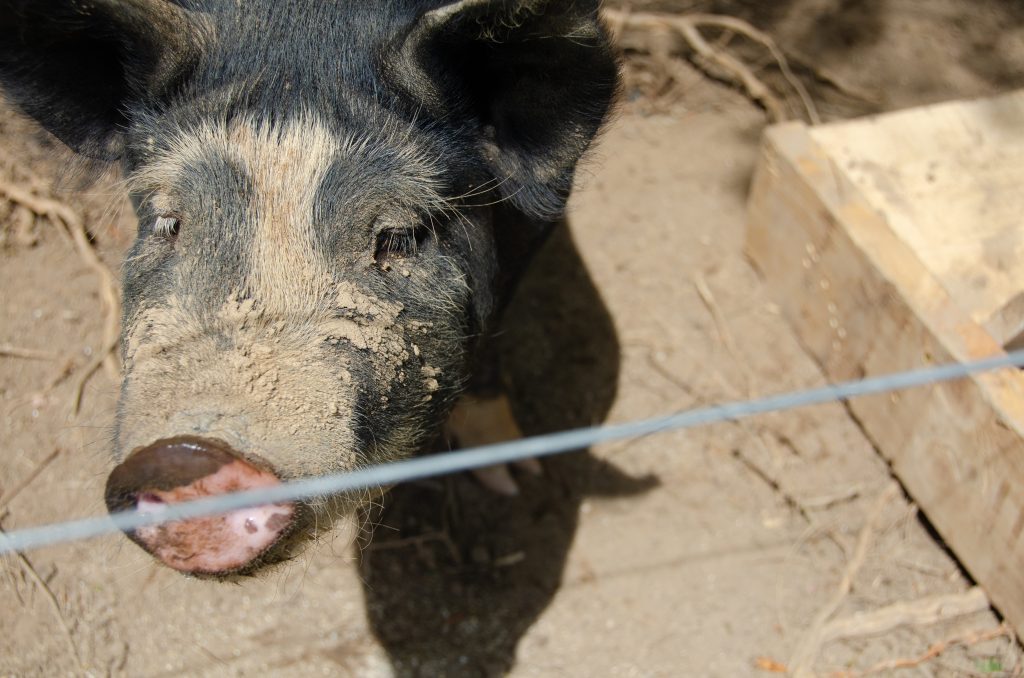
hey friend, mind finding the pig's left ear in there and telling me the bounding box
[389,0,619,220]
[0,0,199,159]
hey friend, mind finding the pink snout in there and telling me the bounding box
[105,435,296,575]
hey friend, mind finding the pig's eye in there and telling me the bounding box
[153,215,181,240]
[374,226,429,265]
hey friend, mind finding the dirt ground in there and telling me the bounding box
[2,1,1024,676]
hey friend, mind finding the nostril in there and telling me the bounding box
[136,492,167,514]
[105,435,295,575]
[106,435,251,512]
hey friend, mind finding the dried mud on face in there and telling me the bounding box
[3,1,1024,676]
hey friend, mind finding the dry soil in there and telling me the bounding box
[2,1,1024,676]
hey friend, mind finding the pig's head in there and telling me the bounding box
[0,0,618,576]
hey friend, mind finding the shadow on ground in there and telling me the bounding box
[358,221,659,677]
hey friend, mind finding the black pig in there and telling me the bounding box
[0,0,618,576]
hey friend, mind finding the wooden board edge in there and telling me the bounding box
[745,121,1024,639]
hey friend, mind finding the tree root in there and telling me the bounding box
[789,483,900,676]
[835,622,1011,677]
[818,587,991,647]
[0,180,121,415]
[605,9,819,124]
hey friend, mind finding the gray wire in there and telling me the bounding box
[2,349,1023,556]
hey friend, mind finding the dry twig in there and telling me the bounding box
[605,9,819,124]
[789,483,900,676]
[690,274,848,556]
[0,180,121,414]
[818,587,991,645]
[0,343,59,361]
[0,524,86,673]
[801,485,864,510]
[693,273,750,396]
[834,623,1012,677]
[686,14,819,124]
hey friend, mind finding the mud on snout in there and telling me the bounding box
[110,286,436,577]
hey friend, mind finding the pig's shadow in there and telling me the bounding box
[357,220,658,677]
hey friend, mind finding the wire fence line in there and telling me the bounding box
[2,349,1024,557]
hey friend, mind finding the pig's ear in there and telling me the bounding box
[0,0,198,158]
[391,0,619,220]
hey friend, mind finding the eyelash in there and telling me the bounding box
[153,215,180,240]
[374,225,430,265]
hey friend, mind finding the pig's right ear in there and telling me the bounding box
[0,0,198,158]
[390,0,619,220]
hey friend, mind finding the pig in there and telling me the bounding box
[0,0,618,577]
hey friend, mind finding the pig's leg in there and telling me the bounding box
[446,393,542,496]
[447,210,559,494]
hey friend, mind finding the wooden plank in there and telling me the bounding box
[809,91,1024,330]
[746,118,1024,640]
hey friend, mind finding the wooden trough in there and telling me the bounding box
[746,90,1024,638]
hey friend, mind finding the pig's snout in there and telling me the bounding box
[105,436,296,575]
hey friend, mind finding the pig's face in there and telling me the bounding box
[0,0,617,576]
[107,107,496,573]
[117,112,486,483]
